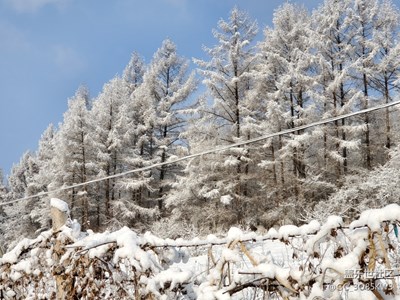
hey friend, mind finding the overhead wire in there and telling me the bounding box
[1,99,399,207]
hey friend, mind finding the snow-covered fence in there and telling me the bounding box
[1,199,400,299]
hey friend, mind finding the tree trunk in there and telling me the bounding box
[278,134,285,186]
[363,72,371,170]
[339,71,347,174]
[271,143,277,186]
[333,92,341,182]
[384,74,391,150]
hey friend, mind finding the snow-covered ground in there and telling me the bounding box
[1,199,400,299]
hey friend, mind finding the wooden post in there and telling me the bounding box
[51,198,69,232]
[50,198,70,300]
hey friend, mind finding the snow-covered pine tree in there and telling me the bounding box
[167,7,260,231]
[367,0,400,159]
[347,0,382,170]
[305,0,400,220]
[256,3,317,208]
[27,124,57,233]
[7,152,38,200]
[123,51,145,92]
[90,77,129,226]
[312,0,362,183]
[311,0,400,174]
[4,152,41,248]
[0,168,6,199]
[111,53,160,230]
[0,168,6,254]
[52,86,95,228]
[135,39,196,211]
[0,168,7,221]
[35,124,56,191]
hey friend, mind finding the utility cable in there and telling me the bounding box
[1,100,399,207]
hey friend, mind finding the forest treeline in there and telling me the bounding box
[1,0,400,250]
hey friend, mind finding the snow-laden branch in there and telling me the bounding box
[2,202,400,299]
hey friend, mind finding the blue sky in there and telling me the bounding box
[0,0,322,178]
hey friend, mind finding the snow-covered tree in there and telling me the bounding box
[35,124,56,189]
[311,0,400,174]
[90,77,129,224]
[0,168,7,254]
[90,73,156,230]
[257,3,318,205]
[346,0,381,169]
[112,53,161,229]
[136,38,196,210]
[123,51,145,91]
[0,168,7,202]
[52,86,95,228]
[0,168,7,218]
[25,124,57,233]
[117,53,154,220]
[312,0,363,182]
[167,7,260,230]
[367,0,400,155]
[7,151,42,203]
[3,152,41,248]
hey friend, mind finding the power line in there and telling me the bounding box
[1,100,399,207]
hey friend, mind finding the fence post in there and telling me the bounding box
[51,198,69,232]
[50,198,70,300]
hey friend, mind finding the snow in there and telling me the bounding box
[6,290,16,298]
[0,239,30,264]
[2,202,400,299]
[265,227,279,239]
[220,195,232,205]
[350,203,400,232]
[279,224,300,240]
[322,238,368,276]
[227,227,243,241]
[146,267,192,296]
[0,230,51,265]
[305,215,343,255]
[50,198,70,213]
[12,259,32,274]
[307,282,325,299]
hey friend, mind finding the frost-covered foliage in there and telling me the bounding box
[2,200,400,299]
[49,85,97,229]
[0,169,8,255]
[134,38,196,209]
[254,2,325,218]
[311,144,400,222]
[167,6,262,230]
[2,152,46,250]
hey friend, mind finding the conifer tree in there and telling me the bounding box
[168,7,260,229]
[5,152,41,247]
[52,86,95,228]
[136,39,196,210]
[367,0,400,156]
[312,0,362,183]
[90,77,129,223]
[250,3,342,223]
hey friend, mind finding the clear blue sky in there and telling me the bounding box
[0,0,322,178]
